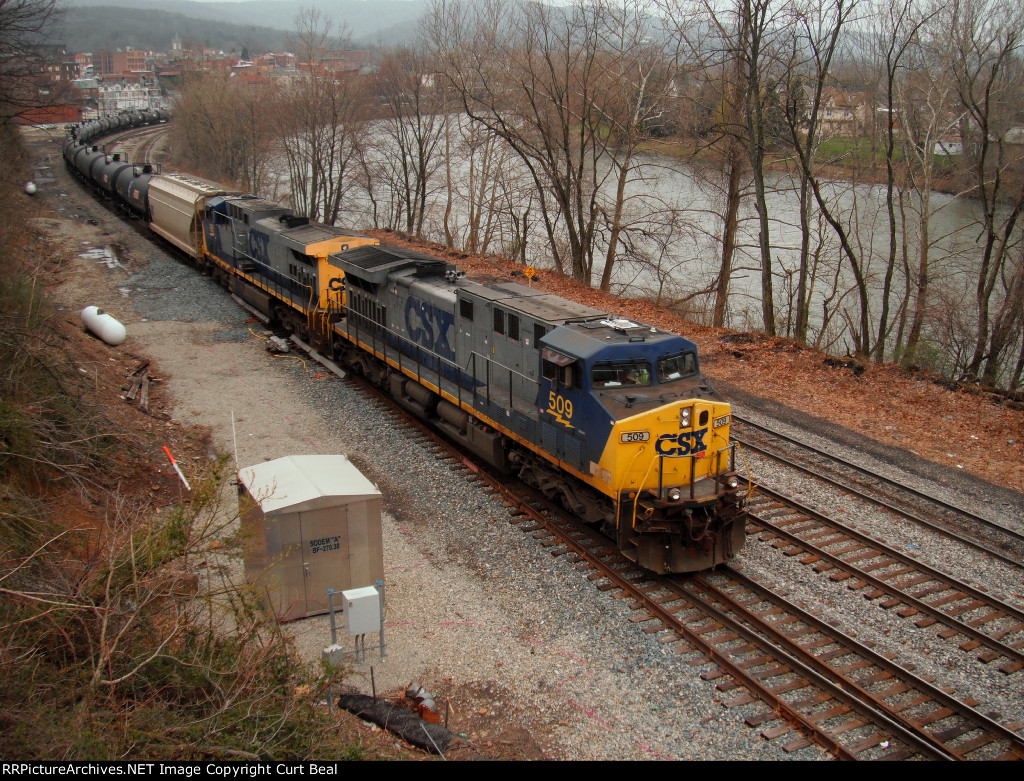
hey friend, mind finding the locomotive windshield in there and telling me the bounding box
[657,351,697,382]
[591,361,652,388]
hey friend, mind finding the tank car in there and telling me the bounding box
[113,164,154,216]
[75,145,105,181]
[96,153,132,196]
[328,248,747,574]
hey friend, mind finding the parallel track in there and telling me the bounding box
[732,415,1024,569]
[85,124,168,168]
[746,488,1024,674]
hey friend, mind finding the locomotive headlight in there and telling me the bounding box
[727,477,739,489]
[668,487,682,501]
[679,406,693,428]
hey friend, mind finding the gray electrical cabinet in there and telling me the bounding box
[238,454,384,622]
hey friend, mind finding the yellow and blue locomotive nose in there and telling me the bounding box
[602,399,735,502]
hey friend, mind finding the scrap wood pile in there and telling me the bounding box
[123,360,153,413]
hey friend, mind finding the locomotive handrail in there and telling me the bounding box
[629,442,738,531]
[654,441,737,501]
[233,249,316,308]
[463,350,540,417]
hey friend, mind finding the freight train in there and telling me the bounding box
[62,111,748,574]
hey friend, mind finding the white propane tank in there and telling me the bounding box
[24,181,37,195]
[81,306,127,346]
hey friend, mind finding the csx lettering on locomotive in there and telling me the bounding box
[249,229,271,265]
[404,296,455,359]
[655,428,708,457]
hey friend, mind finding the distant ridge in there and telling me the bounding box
[57,6,291,54]
[64,0,429,50]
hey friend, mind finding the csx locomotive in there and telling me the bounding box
[63,113,748,574]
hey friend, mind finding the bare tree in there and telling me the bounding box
[439,113,525,254]
[430,0,684,288]
[738,0,796,336]
[278,9,369,225]
[232,76,278,194]
[590,0,686,291]
[665,50,756,328]
[429,0,603,281]
[171,69,277,192]
[776,0,863,347]
[883,1,964,365]
[947,0,1024,385]
[670,0,798,335]
[0,0,63,126]
[374,44,447,237]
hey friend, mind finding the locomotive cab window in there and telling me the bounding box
[656,352,697,382]
[542,349,577,389]
[459,299,473,322]
[592,361,652,388]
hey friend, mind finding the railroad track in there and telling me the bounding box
[746,487,1024,674]
[104,125,168,168]
[474,465,1024,759]
[682,569,1024,760]
[732,414,1024,568]
[335,369,1024,760]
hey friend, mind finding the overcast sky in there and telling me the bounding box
[175,1,414,3]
